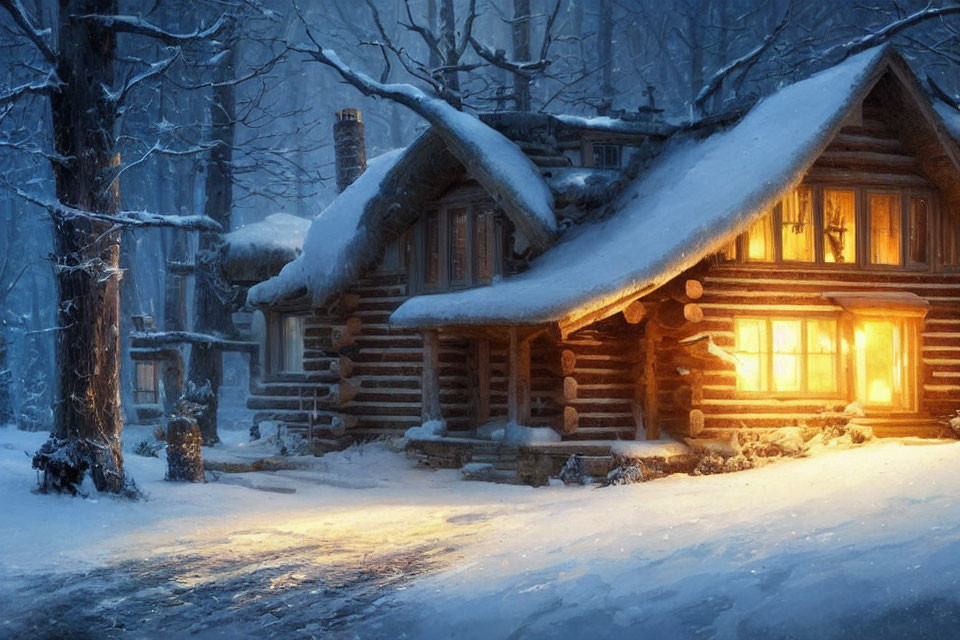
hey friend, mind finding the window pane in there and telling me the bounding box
[908,196,928,264]
[475,208,495,282]
[746,210,774,262]
[449,208,468,284]
[943,211,960,267]
[735,318,768,391]
[781,187,814,261]
[720,238,738,262]
[593,144,621,169]
[282,316,304,372]
[869,193,901,265]
[806,319,837,393]
[772,320,802,392]
[823,189,856,263]
[424,210,441,286]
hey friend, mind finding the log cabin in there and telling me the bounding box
[229,46,960,480]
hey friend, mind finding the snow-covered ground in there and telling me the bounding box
[2,424,960,639]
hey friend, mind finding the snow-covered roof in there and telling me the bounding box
[933,99,960,142]
[247,148,407,307]
[391,46,901,328]
[222,213,311,285]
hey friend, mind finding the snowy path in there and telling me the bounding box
[2,427,960,639]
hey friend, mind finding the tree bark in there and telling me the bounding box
[34,0,128,494]
[186,39,236,445]
[438,0,461,107]
[512,0,531,111]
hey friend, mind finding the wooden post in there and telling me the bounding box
[421,329,443,422]
[508,327,532,424]
[643,321,661,440]
[477,339,490,426]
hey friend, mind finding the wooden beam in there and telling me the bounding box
[622,301,646,324]
[643,321,661,440]
[507,327,532,424]
[560,349,577,376]
[477,339,490,425]
[421,329,443,422]
[559,405,579,435]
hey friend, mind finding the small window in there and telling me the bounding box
[449,208,468,285]
[720,238,738,262]
[780,187,814,262]
[475,207,496,282]
[943,210,960,267]
[823,189,856,264]
[869,193,901,265]
[134,361,158,404]
[735,317,838,395]
[592,144,621,169]
[376,235,407,273]
[745,210,774,262]
[279,315,305,373]
[423,210,441,287]
[908,196,928,265]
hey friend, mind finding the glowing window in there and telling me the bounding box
[823,189,856,263]
[855,319,902,406]
[869,193,901,265]
[780,187,814,262]
[735,318,768,391]
[735,317,838,395]
[745,210,774,262]
[908,196,928,265]
[474,207,496,282]
[720,239,738,262]
[424,210,441,287]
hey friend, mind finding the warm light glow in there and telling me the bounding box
[781,187,814,261]
[869,193,901,265]
[735,317,837,393]
[856,320,902,405]
[824,189,856,263]
[746,210,775,262]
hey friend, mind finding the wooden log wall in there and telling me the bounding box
[247,271,473,440]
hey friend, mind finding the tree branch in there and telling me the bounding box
[821,4,960,63]
[0,177,221,232]
[0,0,56,63]
[0,70,60,107]
[76,13,228,45]
[694,3,791,111]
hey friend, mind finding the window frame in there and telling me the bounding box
[733,315,843,399]
[721,185,940,273]
[412,197,504,293]
[133,360,159,405]
[267,311,308,376]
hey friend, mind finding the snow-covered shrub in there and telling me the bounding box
[405,420,447,441]
[602,464,645,487]
[134,439,164,458]
[559,454,585,485]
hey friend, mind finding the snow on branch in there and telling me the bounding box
[0,71,61,107]
[130,331,257,352]
[76,13,228,45]
[0,178,221,232]
[291,28,557,246]
[821,4,960,63]
[0,0,56,63]
[106,53,180,108]
[694,4,791,112]
[469,0,561,78]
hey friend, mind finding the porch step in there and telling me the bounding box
[848,416,952,439]
[460,463,522,484]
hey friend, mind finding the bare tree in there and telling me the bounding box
[0,0,219,495]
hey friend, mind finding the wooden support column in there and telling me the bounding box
[642,321,661,440]
[421,329,443,423]
[477,339,491,426]
[507,327,532,424]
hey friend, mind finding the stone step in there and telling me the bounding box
[460,463,521,484]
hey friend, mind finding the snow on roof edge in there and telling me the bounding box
[247,148,407,308]
[389,46,893,329]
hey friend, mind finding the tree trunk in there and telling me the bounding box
[438,0,461,107]
[512,0,531,111]
[598,0,614,107]
[186,40,236,445]
[33,0,130,495]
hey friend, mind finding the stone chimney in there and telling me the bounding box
[333,108,367,193]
